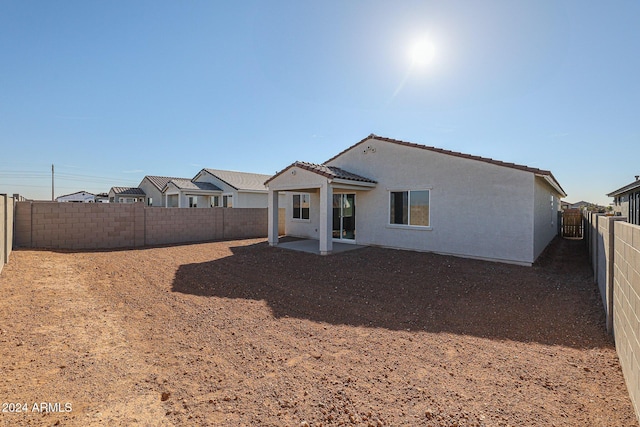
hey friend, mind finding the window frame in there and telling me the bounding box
[387,188,432,230]
[222,194,233,208]
[292,193,311,221]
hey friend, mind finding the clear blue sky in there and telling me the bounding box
[1,0,638,205]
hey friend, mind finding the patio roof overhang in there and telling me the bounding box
[265,161,377,193]
[266,161,377,256]
[268,178,376,193]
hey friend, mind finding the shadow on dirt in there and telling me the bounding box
[172,237,608,349]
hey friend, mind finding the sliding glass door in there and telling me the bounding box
[332,194,355,241]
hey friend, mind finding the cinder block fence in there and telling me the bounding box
[14,202,270,250]
[584,212,640,424]
[1,194,16,274]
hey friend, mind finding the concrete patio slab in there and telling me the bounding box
[276,239,365,255]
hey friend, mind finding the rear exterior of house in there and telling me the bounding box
[138,176,186,207]
[267,135,566,266]
[55,191,96,203]
[108,187,146,204]
[608,177,640,225]
[162,179,222,208]
[193,168,273,208]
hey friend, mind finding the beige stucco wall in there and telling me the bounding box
[236,191,268,208]
[268,167,326,240]
[326,138,537,265]
[533,177,561,260]
[138,179,165,206]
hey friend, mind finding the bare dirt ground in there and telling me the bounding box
[0,237,637,427]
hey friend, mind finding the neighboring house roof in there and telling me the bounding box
[141,175,188,192]
[56,191,95,198]
[607,178,640,197]
[265,161,377,185]
[164,179,222,192]
[200,169,272,192]
[110,187,146,196]
[570,201,592,208]
[325,134,567,196]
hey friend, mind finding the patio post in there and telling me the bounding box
[268,189,279,247]
[319,182,333,255]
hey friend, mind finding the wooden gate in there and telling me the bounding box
[562,209,583,238]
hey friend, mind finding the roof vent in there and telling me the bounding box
[363,145,376,154]
[636,175,639,181]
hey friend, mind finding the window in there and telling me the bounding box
[147,198,153,206]
[212,196,219,207]
[189,196,197,208]
[292,193,310,220]
[223,195,233,208]
[389,190,430,227]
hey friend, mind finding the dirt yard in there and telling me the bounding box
[0,237,637,426]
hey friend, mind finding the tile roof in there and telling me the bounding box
[110,187,146,196]
[325,134,566,196]
[200,169,272,192]
[264,161,377,186]
[295,161,377,183]
[165,179,222,192]
[607,178,640,197]
[142,175,188,191]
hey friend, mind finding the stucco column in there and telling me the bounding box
[268,189,279,247]
[319,182,333,255]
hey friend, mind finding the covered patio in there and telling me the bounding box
[265,161,376,255]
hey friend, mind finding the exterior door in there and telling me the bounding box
[332,194,355,241]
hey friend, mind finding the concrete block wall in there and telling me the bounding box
[15,202,140,249]
[613,221,640,423]
[595,216,628,332]
[584,212,640,424]
[14,202,269,250]
[145,207,224,246]
[223,208,267,239]
[1,194,15,274]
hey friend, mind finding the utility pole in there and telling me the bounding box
[51,164,54,201]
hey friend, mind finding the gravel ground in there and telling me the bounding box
[0,237,637,427]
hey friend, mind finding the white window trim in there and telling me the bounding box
[386,188,432,230]
[292,193,311,222]
[222,193,233,208]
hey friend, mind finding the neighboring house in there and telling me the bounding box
[108,187,146,203]
[56,191,96,203]
[568,201,599,210]
[162,178,223,208]
[608,176,640,225]
[95,193,109,203]
[189,168,274,208]
[265,134,567,266]
[560,200,571,210]
[138,175,187,207]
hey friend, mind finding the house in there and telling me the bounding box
[56,191,96,203]
[162,178,223,208]
[95,193,109,203]
[138,175,188,207]
[165,168,273,208]
[608,176,640,225]
[108,187,146,204]
[265,134,567,266]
